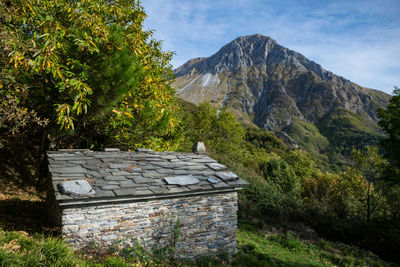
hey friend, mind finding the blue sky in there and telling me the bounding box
[142,0,400,94]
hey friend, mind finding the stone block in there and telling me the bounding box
[101,185,120,190]
[133,177,154,184]
[142,171,163,178]
[118,180,136,187]
[207,177,220,184]
[95,190,115,197]
[114,188,136,196]
[51,166,86,174]
[206,163,227,171]
[104,176,126,181]
[109,163,132,169]
[215,172,238,181]
[164,175,200,186]
[135,189,153,196]
[58,180,95,196]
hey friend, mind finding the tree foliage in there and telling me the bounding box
[0,0,177,150]
[260,157,300,198]
[178,102,246,154]
[378,86,400,171]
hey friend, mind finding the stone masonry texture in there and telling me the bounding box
[61,192,238,259]
[47,149,248,259]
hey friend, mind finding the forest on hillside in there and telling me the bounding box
[1,0,400,266]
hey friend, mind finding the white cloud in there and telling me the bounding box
[142,0,400,94]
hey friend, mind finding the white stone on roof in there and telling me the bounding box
[164,175,200,185]
[58,180,95,196]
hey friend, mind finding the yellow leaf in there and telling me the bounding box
[125,112,133,118]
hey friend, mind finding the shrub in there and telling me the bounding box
[260,158,301,199]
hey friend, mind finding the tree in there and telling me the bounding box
[282,150,317,181]
[0,0,177,150]
[179,102,246,154]
[0,0,178,190]
[378,86,400,170]
[260,157,300,199]
[349,146,388,222]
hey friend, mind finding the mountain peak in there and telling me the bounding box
[232,34,277,43]
[232,33,277,43]
[173,35,389,131]
[175,34,277,76]
[205,34,279,73]
[175,34,329,79]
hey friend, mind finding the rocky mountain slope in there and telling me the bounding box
[174,34,389,132]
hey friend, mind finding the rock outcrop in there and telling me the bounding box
[174,34,390,131]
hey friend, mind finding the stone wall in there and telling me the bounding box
[61,192,238,259]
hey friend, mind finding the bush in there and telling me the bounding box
[242,179,300,218]
[260,158,301,199]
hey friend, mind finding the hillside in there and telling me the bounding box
[173,34,390,169]
[2,1,400,266]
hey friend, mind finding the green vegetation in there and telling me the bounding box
[0,222,391,267]
[285,118,330,170]
[0,229,83,266]
[317,108,382,171]
[286,119,329,156]
[285,108,384,172]
[177,102,400,264]
[3,96,397,265]
[318,108,381,151]
[236,221,389,267]
[1,0,399,266]
[378,86,400,172]
[0,0,177,151]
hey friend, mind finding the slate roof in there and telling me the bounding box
[48,149,249,205]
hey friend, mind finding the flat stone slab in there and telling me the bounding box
[104,148,120,152]
[206,163,227,171]
[207,177,220,184]
[215,172,238,181]
[114,188,136,196]
[51,166,86,174]
[58,180,95,196]
[164,175,200,186]
[48,149,249,202]
[109,163,132,169]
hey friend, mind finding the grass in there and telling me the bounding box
[0,229,84,266]
[0,220,393,267]
[235,221,391,267]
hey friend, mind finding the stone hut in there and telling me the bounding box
[47,148,248,259]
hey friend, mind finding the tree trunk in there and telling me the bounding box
[367,179,371,223]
